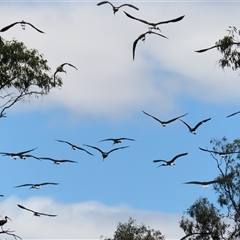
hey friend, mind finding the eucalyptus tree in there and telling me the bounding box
[179,137,240,239]
[196,26,240,74]
[102,217,165,240]
[0,36,62,118]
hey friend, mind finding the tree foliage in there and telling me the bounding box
[179,137,240,239]
[0,36,62,117]
[102,217,165,240]
[196,26,240,73]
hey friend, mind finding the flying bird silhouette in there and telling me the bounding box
[183,180,219,187]
[124,11,185,32]
[53,63,78,83]
[97,1,139,14]
[132,31,168,60]
[195,45,219,53]
[142,111,188,127]
[99,138,135,145]
[0,147,37,159]
[179,118,211,134]
[198,147,240,157]
[55,139,93,155]
[40,157,77,164]
[0,216,11,230]
[153,152,188,167]
[14,182,59,190]
[17,204,57,217]
[0,20,45,33]
[83,144,129,160]
[226,110,240,118]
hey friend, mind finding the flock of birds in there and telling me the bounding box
[0,1,240,239]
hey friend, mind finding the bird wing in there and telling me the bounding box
[18,147,37,155]
[40,182,59,186]
[83,144,104,154]
[37,212,57,217]
[63,63,78,70]
[0,22,19,32]
[198,147,215,153]
[59,160,77,163]
[165,113,188,124]
[25,22,45,33]
[142,110,163,124]
[171,152,188,162]
[108,146,129,154]
[14,184,33,188]
[179,119,192,131]
[155,15,185,25]
[17,204,35,213]
[183,181,203,185]
[119,4,139,10]
[99,138,115,142]
[74,146,94,155]
[195,45,219,53]
[21,154,41,160]
[226,110,240,118]
[153,159,168,163]
[97,1,114,7]
[193,118,211,130]
[119,138,135,141]
[40,157,55,162]
[133,32,167,60]
[133,33,147,60]
[124,11,150,25]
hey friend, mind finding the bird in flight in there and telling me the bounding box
[132,31,168,60]
[40,157,77,165]
[0,147,37,160]
[83,144,129,160]
[53,63,78,83]
[17,204,57,217]
[124,11,185,32]
[226,110,240,118]
[14,182,59,190]
[99,138,135,145]
[153,152,188,167]
[142,111,188,127]
[183,180,219,188]
[55,139,93,155]
[0,20,45,33]
[97,1,139,14]
[179,118,211,134]
[198,147,240,157]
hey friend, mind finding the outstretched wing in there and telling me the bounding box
[97,1,114,7]
[166,113,188,124]
[133,32,167,60]
[155,15,185,25]
[194,118,211,130]
[14,184,33,188]
[226,110,240,118]
[119,4,139,11]
[171,152,188,162]
[26,22,45,33]
[18,147,37,155]
[83,144,104,154]
[17,204,35,213]
[195,45,219,53]
[0,22,19,32]
[142,110,163,124]
[63,63,78,70]
[124,11,150,25]
[108,146,129,154]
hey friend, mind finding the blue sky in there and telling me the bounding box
[0,1,240,239]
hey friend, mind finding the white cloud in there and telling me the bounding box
[1,196,183,239]
[2,2,240,119]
